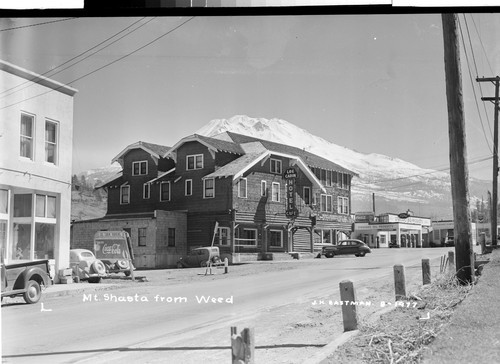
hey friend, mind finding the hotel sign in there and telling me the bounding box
[284,167,298,218]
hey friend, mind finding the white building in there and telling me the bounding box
[0,60,77,282]
[354,212,431,248]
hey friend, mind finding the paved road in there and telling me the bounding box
[1,248,458,363]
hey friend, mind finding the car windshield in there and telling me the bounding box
[81,252,94,258]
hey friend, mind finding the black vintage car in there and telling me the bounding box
[321,239,372,258]
[176,247,223,268]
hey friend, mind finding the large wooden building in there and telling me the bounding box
[71,132,357,268]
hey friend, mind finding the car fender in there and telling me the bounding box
[13,266,51,290]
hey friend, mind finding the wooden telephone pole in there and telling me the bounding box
[442,13,473,284]
[476,76,500,246]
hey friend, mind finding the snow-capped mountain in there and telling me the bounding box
[197,115,490,219]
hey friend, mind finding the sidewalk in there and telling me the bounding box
[422,249,500,363]
[43,281,124,298]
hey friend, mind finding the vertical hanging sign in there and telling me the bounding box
[284,167,298,218]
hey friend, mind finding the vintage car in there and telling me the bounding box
[176,247,222,268]
[94,231,135,277]
[70,249,107,283]
[321,239,372,258]
[1,253,52,304]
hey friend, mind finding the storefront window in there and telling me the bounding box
[14,194,32,217]
[0,220,7,257]
[0,189,8,214]
[36,194,46,217]
[12,223,32,260]
[35,223,55,259]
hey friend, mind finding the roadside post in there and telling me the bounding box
[339,280,358,331]
[231,326,254,364]
[393,264,406,301]
[448,251,455,272]
[224,257,229,274]
[422,259,431,285]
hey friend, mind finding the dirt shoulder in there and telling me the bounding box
[324,252,498,364]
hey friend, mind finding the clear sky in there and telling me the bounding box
[1,13,499,180]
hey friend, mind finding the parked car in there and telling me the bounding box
[177,247,222,268]
[321,239,371,258]
[70,249,107,283]
[1,253,52,304]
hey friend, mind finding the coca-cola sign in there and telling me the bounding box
[102,243,122,255]
[95,239,130,260]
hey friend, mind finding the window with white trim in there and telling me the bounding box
[216,227,230,246]
[320,194,333,212]
[132,161,148,176]
[35,194,56,218]
[261,181,267,197]
[185,179,192,196]
[45,120,58,164]
[120,185,130,204]
[303,186,311,205]
[271,182,280,202]
[20,113,34,160]
[160,181,171,201]
[269,230,283,248]
[187,154,203,170]
[235,228,257,246]
[203,178,215,198]
[238,178,247,198]
[270,158,282,174]
[338,196,349,214]
[143,183,150,199]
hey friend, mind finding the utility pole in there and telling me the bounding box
[442,13,473,284]
[477,76,500,246]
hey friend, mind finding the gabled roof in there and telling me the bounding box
[95,172,125,189]
[203,149,327,193]
[163,134,244,161]
[112,141,171,166]
[221,132,356,176]
[203,152,267,179]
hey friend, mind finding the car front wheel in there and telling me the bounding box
[326,253,334,258]
[88,277,102,284]
[23,280,42,304]
[358,252,366,257]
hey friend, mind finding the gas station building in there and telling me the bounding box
[353,212,432,248]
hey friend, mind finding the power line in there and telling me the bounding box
[0,17,195,111]
[469,14,494,75]
[0,17,154,98]
[458,15,493,153]
[0,17,78,32]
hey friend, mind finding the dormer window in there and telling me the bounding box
[132,161,148,176]
[270,158,282,174]
[187,154,203,170]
